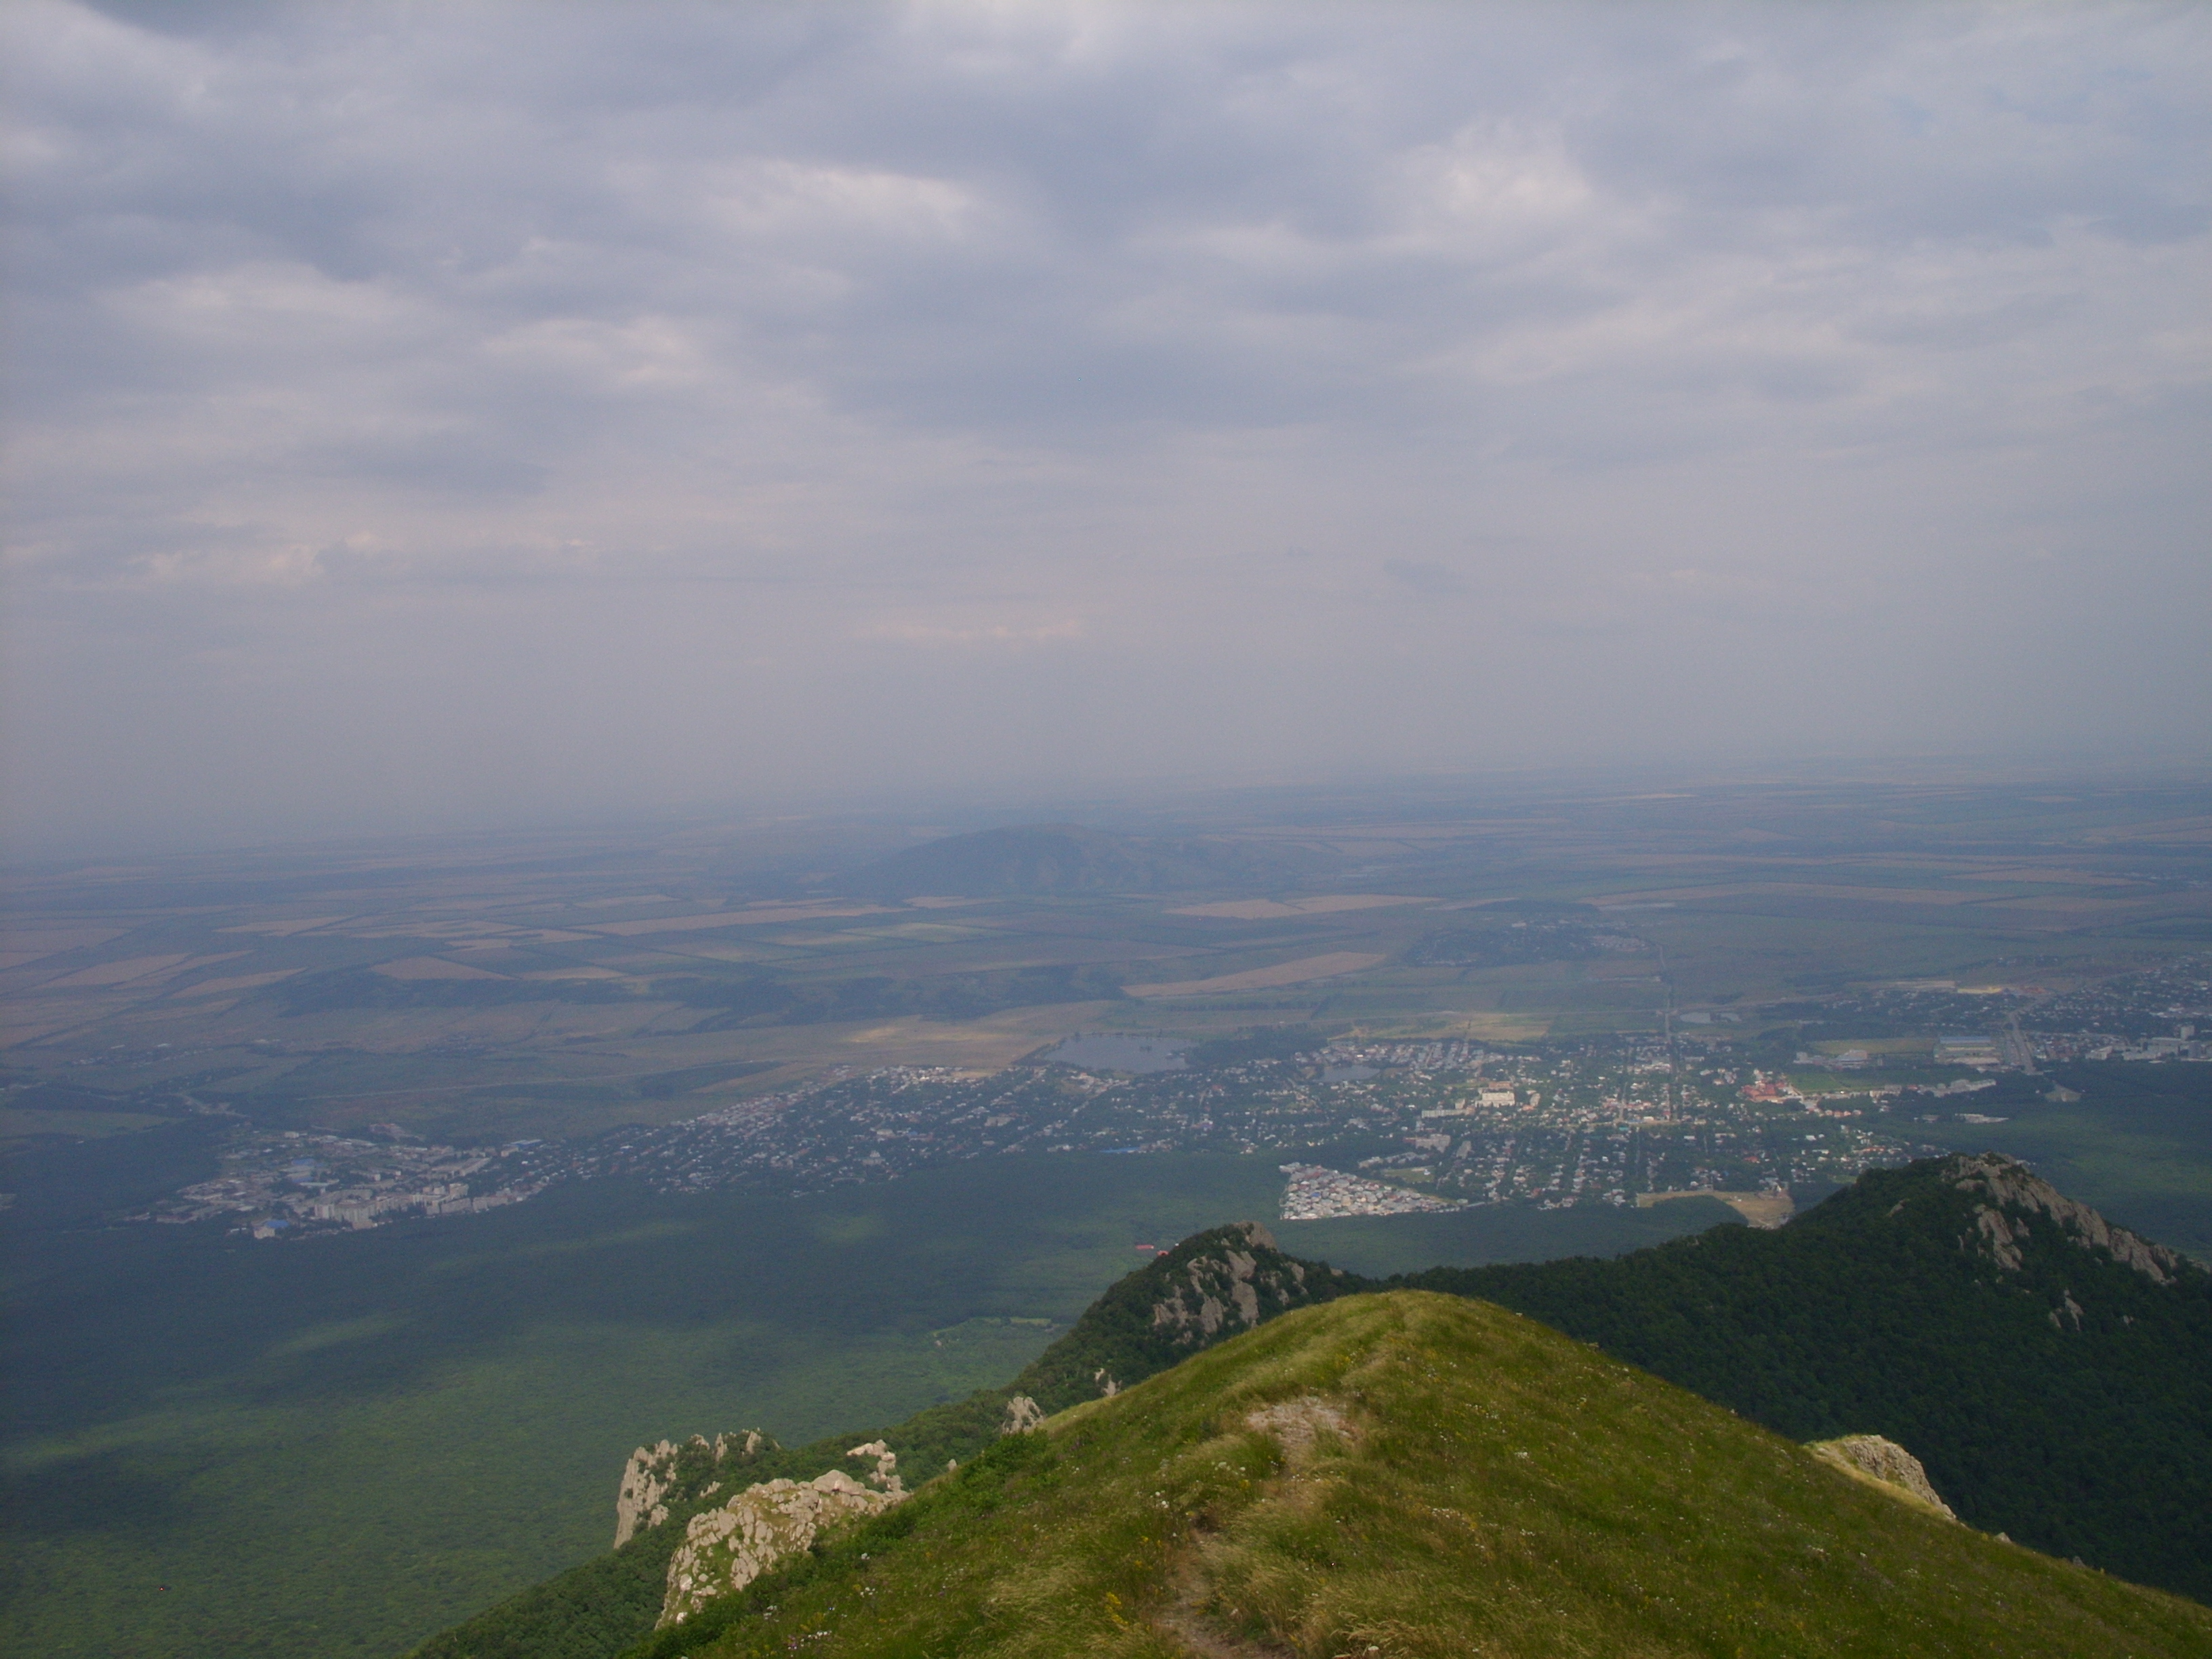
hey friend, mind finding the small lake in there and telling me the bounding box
[1042,1034,1191,1073]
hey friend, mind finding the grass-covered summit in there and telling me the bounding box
[623,1291,2212,1659]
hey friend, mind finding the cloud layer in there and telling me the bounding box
[5,1,2208,850]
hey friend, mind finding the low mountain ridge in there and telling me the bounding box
[410,1225,1352,1659]
[842,824,1324,899]
[1946,1150,2195,1284]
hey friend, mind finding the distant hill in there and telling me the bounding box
[407,1160,2212,1658]
[842,823,1323,899]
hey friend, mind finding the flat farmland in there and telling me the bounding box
[1126,951,1390,996]
[1168,894,1431,919]
[0,1105,173,1146]
[3,771,2208,1150]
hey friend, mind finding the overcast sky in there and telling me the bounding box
[5,1,2207,855]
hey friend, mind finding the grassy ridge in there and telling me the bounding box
[403,1155,2212,1658]
[621,1293,2212,1659]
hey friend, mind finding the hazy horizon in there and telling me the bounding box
[6,1,2208,857]
[9,747,2211,874]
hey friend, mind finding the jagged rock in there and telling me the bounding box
[1147,1221,1310,1347]
[844,1439,904,1494]
[1000,1395,1044,1435]
[614,1441,681,1549]
[1810,1435,1957,1520]
[613,1429,769,1547]
[659,1443,906,1626]
[1948,1154,2192,1284]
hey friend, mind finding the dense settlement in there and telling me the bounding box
[127,960,2209,1239]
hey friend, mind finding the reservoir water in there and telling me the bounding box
[1042,1034,1191,1073]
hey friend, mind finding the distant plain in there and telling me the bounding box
[5,771,2208,1149]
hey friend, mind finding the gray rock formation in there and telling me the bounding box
[1809,1435,1957,1520]
[613,1429,767,1547]
[1949,1154,2192,1284]
[1147,1221,1311,1348]
[659,1442,906,1627]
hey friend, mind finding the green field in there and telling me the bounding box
[0,1105,172,1146]
[1,1152,1729,1659]
[1910,1063,2212,1259]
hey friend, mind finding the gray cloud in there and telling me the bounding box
[3,0,2207,852]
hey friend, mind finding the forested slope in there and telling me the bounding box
[1406,1154,2212,1598]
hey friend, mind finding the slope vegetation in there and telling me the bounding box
[626,1292,2212,1659]
[409,1225,1353,1659]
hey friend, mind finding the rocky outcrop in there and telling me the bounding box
[1809,1435,1956,1520]
[1948,1155,2192,1285]
[1148,1222,1310,1348]
[1000,1395,1044,1435]
[614,1429,769,1547]
[659,1442,907,1627]
[614,1442,682,1548]
[973,1221,1357,1421]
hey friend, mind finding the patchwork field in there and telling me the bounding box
[1127,950,1390,996]
[1168,894,1429,919]
[3,770,2208,1148]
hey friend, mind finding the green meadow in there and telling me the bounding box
[1909,1062,2212,1260]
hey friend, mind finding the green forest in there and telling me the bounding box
[1,1148,1725,1659]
